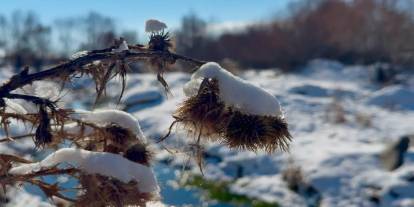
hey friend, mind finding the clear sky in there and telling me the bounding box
[0,0,295,32]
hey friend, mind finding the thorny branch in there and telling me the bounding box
[0,34,208,205]
[0,48,205,100]
[0,35,206,143]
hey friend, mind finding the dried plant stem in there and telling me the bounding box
[27,179,78,203]
[0,49,205,100]
[6,94,56,106]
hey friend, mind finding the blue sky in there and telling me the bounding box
[0,0,295,32]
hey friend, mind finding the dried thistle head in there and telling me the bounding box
[224,110,291,152]
[147,32,175,93]
[103,124,133,151]
[124,143,153,166]
[66,122,140,155]
[148,32,172,52]
[223,110,266,151]
[77,174,156,207]
[167,77,292,153]
[173,78,226,138]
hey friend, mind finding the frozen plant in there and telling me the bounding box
[165,62,291,154]
[0,19,292,206]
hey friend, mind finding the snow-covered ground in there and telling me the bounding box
[1,59,414,206]
[130,60,414,207]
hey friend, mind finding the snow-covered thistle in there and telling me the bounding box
[145,19,171,53]
[168,62,291,152]
[143,19,175,93]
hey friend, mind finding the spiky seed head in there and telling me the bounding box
[102,124,141,154]
[224,110,291,153]
[264,115,292,152]
[224,110,266,151]
[148,32,172,52]
[124,143,153,166]
[173,78,226,138]
[104,124,131,146]
[169,77,292,153]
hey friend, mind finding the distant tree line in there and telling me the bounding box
[175,0,414,70]
[0,11,137,71]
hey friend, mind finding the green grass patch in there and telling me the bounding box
[185,175,279,207]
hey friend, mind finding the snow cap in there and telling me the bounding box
[71,109,146,141]
[185,62,283,117]
[145,19,167,33]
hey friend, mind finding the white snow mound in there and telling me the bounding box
[9,148,159,193]
[184,62,282,117]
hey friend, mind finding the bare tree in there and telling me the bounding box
[3,11,51,71]
[54,18,78,57]
[0,15,6,48]
[79,12,117,50]
[175,13,209,58]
